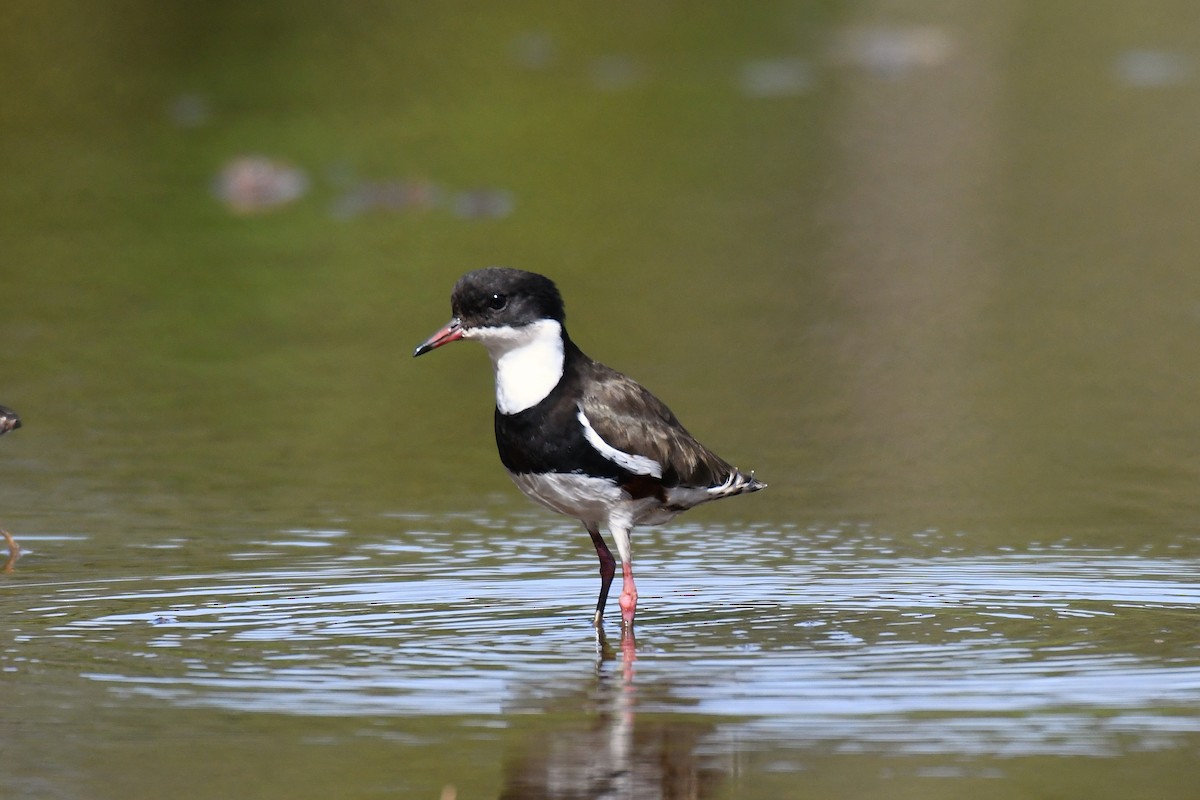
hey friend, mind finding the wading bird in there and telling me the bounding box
[414,268,763,628]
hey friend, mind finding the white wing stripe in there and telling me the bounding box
[577,409,663,478]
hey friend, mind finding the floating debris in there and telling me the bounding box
[738,58,815,98]
[452,188,515,220]
[330,179,443,219]
[510,31,558,70]
[1113,49,1193,88]
[829,25,955,77]
[167,92,210,128]
[213,155,309,215]
[330,178,515,221]
[589,54,643,91]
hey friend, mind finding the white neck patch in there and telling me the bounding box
[466,319,565,414]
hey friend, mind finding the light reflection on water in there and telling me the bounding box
[11,518,1198,759]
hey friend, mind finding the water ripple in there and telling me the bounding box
[5,524,1199,757]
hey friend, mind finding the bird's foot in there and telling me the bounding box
[618,588,637,629]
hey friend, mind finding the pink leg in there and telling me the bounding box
[618,560,638,628]
[1,529,19,573]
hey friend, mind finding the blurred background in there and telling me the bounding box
[3,1,1200,544]
[3,2,1200,798]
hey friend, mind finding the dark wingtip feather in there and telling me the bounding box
[709,468,766,498]
[737,470,767,494]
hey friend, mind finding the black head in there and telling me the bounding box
[451,267,565,330]
[413,267,567,357]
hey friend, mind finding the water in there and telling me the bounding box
[5,516,1199,797]
[4,2,1200,798]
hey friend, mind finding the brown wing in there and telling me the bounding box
[576,361,737,489]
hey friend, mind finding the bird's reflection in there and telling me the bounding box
[499,628,724,799]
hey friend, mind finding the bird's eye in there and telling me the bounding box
[488,293,507,311]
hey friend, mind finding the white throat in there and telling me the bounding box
[466,319,565,414]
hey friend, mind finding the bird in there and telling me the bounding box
[0,405,20,571]
[413,268,764,628]
[0,406,19,436]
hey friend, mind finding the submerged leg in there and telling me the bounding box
[1,529,19,573]
[585,522,615,626]
[607,522,637,629]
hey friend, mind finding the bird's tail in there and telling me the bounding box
[710,468,766,498]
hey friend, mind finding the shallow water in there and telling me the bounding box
[5,516,1200,797]
[5,1,1200,798]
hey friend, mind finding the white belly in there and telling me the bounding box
[508,471,679,527]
